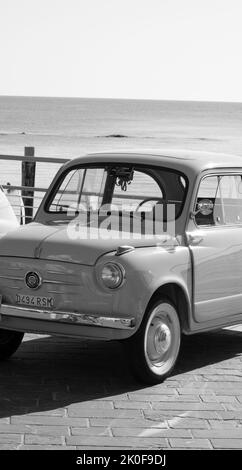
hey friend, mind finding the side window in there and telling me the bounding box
[195,174,242,227]
[219,175,242,225]
[195,175,222,226]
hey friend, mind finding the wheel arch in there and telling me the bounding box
[145,282,191,333]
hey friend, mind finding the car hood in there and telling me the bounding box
[0,222,178,266]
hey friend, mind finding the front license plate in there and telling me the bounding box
[16,294,54,309]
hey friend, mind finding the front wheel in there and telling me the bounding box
[0,329,24,360]
[129,298,181,384]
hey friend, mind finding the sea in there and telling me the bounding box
[1,95,242,191]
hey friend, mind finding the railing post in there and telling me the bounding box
[21,147,36,223]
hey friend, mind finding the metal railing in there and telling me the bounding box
[0,147,68,223]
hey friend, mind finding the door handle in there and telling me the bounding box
[188,234,204,245]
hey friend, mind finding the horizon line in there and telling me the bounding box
[0,94,242,105]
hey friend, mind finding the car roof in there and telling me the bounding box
[64,149,242,176]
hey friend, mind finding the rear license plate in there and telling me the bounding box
[16,294,54,309]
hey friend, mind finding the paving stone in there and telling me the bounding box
[113,401,151,410]
[111,428,192,438]
[0,445,20,450]
[71,427,111,436]
[211,439,242,449]
[199,394,218,403]
[212,396,238,403]
[178,384,242,392]
[67,407,142,418]
[217,412,242,420]
[128,394,200,402]
[76,446,136,450]
[223,403,242,411]
[89,418,168,428]
[167,418,209,429]
[128,387,178,395]
[208,420,240,429]
[0,434,22,444]
[24,434,64,445]
[180,388,242,396]
[66,435,169,448]
[192,429,242,438]
[198,369,242,376]
[149,402,225,411]
[19,445,77,450]
[11,416,88,427]
[202,375,242,382]
[23,409,66,417]
[169,438,212,449]
[0,424,69,435]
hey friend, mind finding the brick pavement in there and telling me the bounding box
[0,326,242,450]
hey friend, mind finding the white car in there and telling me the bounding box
[0,188,19,236]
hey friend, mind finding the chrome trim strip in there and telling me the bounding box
[0,275,23,281]
[5,286,21,290]
[1,266,23,271]
[46,270,71,275]
[43,280,81,286]
[47,290,79,294]
[0,275,79,286]
[0,304,135,330]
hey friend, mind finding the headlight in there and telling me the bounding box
[101,263,125,289]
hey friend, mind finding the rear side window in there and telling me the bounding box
[195,174,242,226]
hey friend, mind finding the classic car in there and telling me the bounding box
[0,149,242,384]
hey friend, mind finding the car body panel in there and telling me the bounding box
[187,226,242,321]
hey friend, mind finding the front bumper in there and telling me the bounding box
[0,303,135,330]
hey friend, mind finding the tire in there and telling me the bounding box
[0,329,24,360]
[128,297,181,384]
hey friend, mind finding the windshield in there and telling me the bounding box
[46,164,188,235]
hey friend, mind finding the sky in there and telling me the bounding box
[0,0,242,101]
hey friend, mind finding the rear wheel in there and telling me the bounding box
[129,298,181,384]
[0,329,24,360]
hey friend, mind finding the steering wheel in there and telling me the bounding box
[135,197,164,214]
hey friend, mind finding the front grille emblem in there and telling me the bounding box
[25,271,42,290]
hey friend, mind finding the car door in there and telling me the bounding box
[186,172,242,322]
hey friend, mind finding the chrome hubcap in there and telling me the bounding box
[154,323,171,354]
[144,302,180,376]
